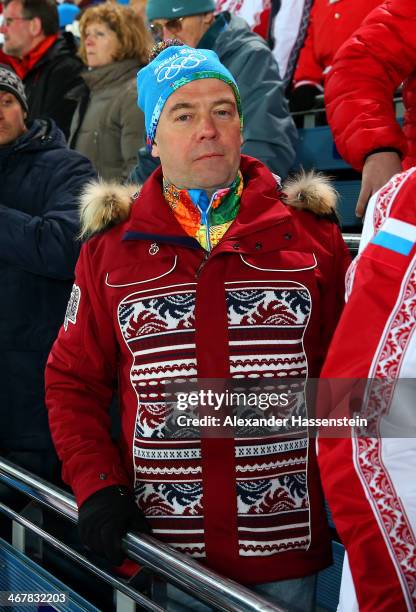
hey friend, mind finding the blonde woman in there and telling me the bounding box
[69,2,150,180]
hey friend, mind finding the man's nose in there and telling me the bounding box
[162,26,173,40]
[197,116,217,139]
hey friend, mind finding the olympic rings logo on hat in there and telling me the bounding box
[156,51,208,82]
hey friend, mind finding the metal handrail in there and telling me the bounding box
[0,502,164,612]
[342,233,361,249]
[291,93,404,119]
[0,458,287,612]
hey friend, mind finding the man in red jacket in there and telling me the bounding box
[325,0,416,217]
[45,41,350,610]
[0,0,82,137]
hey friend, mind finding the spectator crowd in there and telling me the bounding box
[1,0,415,611]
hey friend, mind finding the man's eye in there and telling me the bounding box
[175,114,191,122]
[216,109,232,117]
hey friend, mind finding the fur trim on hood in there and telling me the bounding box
[79,181,141,239]
[282,170,337,216]
[78,171,337,238]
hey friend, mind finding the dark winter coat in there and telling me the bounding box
[23,33,83,139]
[0,119,96,453]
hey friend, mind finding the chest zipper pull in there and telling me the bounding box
[195,252,209,278]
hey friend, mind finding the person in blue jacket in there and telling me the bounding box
[0,65,96,483]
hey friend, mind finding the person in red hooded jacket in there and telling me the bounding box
[45,41,350,611]
[325,0,416,217]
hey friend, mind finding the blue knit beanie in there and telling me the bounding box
[147,0,215,21]
[137,44,243,149]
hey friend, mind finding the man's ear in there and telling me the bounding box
[29,16,43,38]
[151,141,159,158]
[202,11,215,25]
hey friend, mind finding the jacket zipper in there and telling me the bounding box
[197,194,215,252]
[195,251,209,278]
[195,192,218,277]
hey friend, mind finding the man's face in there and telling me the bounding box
[151,13,212,48]
[1,0,36,58]
[152,79,242,195]
[0,91,27,145]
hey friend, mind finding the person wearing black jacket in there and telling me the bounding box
[0,0,83,138]
[0,65,96,482]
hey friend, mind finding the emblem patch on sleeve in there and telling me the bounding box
[64,284,81,331]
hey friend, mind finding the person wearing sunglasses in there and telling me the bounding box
[129,0,297,185]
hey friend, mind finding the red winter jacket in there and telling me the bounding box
[46,156,350,584]
[325,0,416,171]
[293,0,381,90]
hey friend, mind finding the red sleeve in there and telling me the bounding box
[319,222,351,363]
[45,241,131,507]
[295,210,351,374]
[252,7,271,40]
[293,2,324,89]
[325,0,416,170]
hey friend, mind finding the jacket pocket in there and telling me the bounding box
[105,255,177,288]
[240,251,317,273]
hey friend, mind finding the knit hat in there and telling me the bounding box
[147,0,215,21]
[0,65,28,113]
[137,43,243,149]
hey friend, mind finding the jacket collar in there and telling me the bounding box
[4,34,58,79]
[0,119,57,157]
[198,12,230,51]
[123,155,293,253]
[81,58,140,91]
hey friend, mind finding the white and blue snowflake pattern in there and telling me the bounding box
[119,292,196,339]
[227,288,311,326]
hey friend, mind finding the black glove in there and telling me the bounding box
[78,485,150,565]
[289,84,321,112]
